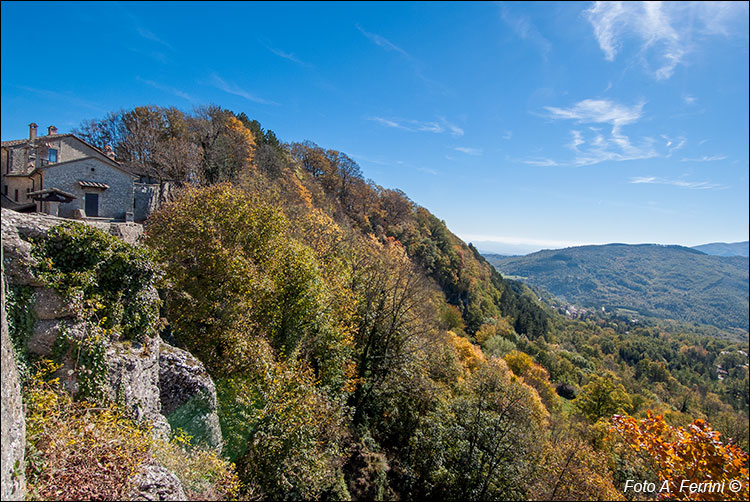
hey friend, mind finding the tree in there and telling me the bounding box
[144,184,285,376]
[217,360,347,500]
[348,236,435,424]
[409,358,548,500]
[575,374,632,422]
[612,411,749,501]
[75,105,203,202]
[188,106,256,184]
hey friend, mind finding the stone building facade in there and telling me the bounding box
[44,158,135,220]
[1,123,159,222]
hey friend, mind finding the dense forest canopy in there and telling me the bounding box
[16,103,745,500]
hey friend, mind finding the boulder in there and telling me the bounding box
[128,463,186,501]
[159,341,222,452]
[107,336,171,440]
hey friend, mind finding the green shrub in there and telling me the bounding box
[31,221,161,342]
[5,284,35,381]
[24,360,152,500]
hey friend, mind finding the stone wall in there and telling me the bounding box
[57,136,113,166]
[134,182,160,223]
[44,158,134,220]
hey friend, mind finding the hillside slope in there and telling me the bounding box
[485,244,749,331]
[692,241,749,257]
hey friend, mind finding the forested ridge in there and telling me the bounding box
[14,104,747,500]
[485,244,749,332]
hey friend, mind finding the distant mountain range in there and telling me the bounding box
[484,243,749,331]
[691,241,749,257]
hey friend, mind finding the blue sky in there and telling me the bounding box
[2,1,748,254]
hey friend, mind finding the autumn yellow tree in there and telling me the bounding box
[611,411,749,501]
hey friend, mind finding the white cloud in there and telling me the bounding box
[523,158,560,167]
[454,147,483,156]
[16,85,106,113]
[267,47,307,66]
[544,99,644,129]
[629,176,727,190]
[499,4,552,59]
[569,130,585,151]
[538,98,657,166]
[137,77,195,102]
[681,155,727,162]
[356,24,412,60]
[585,1,748,80]
[209,74,278,105]
[661,135,686,157]
[137,26,173,49]
[259,37,311,67]
[368,116,463,137]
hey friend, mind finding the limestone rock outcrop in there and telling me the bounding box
[1,274,26,501]
[159,341,223,452]
[128,463,187,501]
[107,336,171,440]
[1,209,225,499]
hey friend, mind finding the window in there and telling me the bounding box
[3,185,7,196]
[48,149,58,163]
[14,189,19,202]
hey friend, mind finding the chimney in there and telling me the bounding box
[48,125,58,136]
[29,123,38,140]
[104,145,116,160]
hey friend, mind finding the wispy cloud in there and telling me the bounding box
[136,26,173,50]
[585,1,748,80]
[544,99,644,129]
[368,116,463,137]
[682,94,697,105]
[661,135,687,157]
[356,24,412,60]
[136,77,195,102]
[15,85,106,113]
[268,47,308,66]
[395,160,439,176]
[209,74,279,105]
[499,4,552,59]
[629,176,728,190]
[259,38,311,67]
[356,24,449,94]
[415,166,438,176]
[536,98,658,166]
[523,158,560,167]
[681,155,727,162]
[454,147,483,156]
[502,131,513,140]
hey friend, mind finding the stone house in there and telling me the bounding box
[1,123,159,221]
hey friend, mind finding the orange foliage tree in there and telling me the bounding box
[611,411,749,501]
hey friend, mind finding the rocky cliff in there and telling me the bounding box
[1,261,26,501]
[1,210,223,499]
